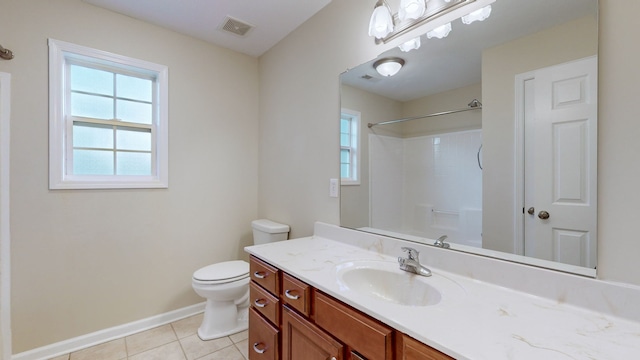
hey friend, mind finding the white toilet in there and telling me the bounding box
[192,219,289,340]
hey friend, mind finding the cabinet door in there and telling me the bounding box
[314,291,393,360]
[249,308,279,360]
[398,333,454,360]
[282,305,344,360]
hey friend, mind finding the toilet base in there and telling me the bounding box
[197,303,249,341]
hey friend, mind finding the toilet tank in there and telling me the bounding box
[251,219,290,245]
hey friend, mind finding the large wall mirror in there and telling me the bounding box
[340,0,598,276]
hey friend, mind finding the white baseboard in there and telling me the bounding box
[12,302,205,360]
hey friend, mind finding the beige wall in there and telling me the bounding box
[3,0,640,354]
[259,0,640,287]
[0,0,259,353]
[401,83,482,137]
[339,85,402,229]
[481,16,597,253]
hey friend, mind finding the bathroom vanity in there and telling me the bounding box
[248,256,452,360]
[246,222,640,360]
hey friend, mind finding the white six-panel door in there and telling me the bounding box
[523,57,597,269]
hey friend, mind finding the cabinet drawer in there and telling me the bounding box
[250,282,280,325]
[398,333,454,360]
[249,307,280,360]
[314,291,393,360]
[250,256,280,295]
[281,273,311,316]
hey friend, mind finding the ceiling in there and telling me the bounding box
[83,0,332,57]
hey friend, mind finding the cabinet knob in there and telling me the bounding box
[253,298,268,308]
[253,342,267,354]
[284,289,300,300]
[253,271,267,279]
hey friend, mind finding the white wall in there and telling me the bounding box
[0,0,259,353]
[259,0,640,287]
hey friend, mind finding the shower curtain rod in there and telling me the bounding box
[367,99,482,128]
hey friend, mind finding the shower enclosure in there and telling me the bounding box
[369,129,483,248]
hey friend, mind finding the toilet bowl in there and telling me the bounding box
[192,260,250,340]
[192,219,289,340]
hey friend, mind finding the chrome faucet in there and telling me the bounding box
[398,247,432,277]
[434,235,450,249]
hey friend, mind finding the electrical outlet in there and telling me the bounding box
[329,178,339,198]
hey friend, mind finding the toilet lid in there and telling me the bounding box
[193,260,249,282]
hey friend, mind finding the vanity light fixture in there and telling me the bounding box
[368,0,496,44]
[461,5,492,24]
[426,22,452,39]
[373,57,405,77]
[398,37,421,52]
[398,0,428,22]
[368,0,394,39]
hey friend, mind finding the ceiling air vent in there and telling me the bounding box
[220,16,254,37]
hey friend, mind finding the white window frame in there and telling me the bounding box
[340,108,361,185]
[49,39,169,189]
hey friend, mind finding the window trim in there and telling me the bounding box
[340,108,361,186]
[49,38,168,189]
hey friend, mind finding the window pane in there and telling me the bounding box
[73,123,113,149]
[116,99,152,124]
[73,149,114,175]
[341,118,351,133]
[341,164,350,178]
[70,65,113,96]
[116,74,152,102]
[341,149,351,164]
[340,134,351,147]
[71,92,114,119]
[117,128,151,151]
[116,152,151,175]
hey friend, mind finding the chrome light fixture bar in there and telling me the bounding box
[373,0,482,44]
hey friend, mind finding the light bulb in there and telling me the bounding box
[426,23,452,39]
[461,5,492,24]
[399,0,426,22]
[368,2,394,39]
[399,37,421,52]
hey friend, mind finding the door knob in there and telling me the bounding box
[527,207,535,215]
[538,210,550,220]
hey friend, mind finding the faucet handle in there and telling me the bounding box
[401,247,420,260]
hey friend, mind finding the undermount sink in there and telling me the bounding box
[335,260,464,306]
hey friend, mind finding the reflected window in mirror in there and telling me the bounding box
[340,109,361,185]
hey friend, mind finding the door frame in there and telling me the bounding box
[514,70,535,256]
[0,72,12,359]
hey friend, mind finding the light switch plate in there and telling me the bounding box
[329,178,339,198]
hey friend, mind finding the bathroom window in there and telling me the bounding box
[48,39,168,189]
[340,109,360,185]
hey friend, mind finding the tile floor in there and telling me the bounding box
[48,313,248,360]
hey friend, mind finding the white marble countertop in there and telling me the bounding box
[246,236,640,360]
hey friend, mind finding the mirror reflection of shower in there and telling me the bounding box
[369,129,482,248]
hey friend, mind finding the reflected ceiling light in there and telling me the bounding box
[373,57,405,77]
[398,37,421,52]
[426,22,452,39]
[398,0,427,22]
[461,5,492,24]
[368,0,394,39]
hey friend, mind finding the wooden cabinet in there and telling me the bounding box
[281,272,311,316]
[249,257,281,360]
[249,307,280,360]
[397,334,454,360]
[314,291,393,360]
[249,256,453,360]
[281,305,344,360]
